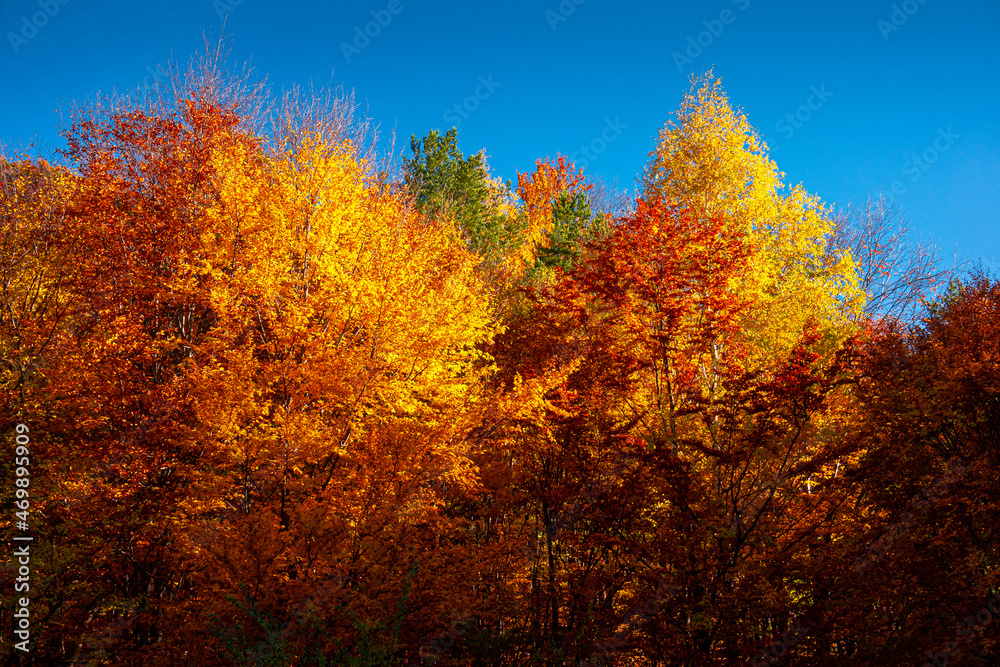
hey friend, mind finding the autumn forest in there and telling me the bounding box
[1,59,998,666]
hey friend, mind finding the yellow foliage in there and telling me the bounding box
[644,72,865,366]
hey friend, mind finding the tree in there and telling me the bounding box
[643,71,865,368]
[4,51,993,667]
[828,196,952,326]
[515,155,608,277]
[0,157,77,415]
[473,195,861,665]
[404,128,519,265]
[1,55,496,665]
[805,272,1000,665]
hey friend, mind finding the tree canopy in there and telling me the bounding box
[2,62,994,667]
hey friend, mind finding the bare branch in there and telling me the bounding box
[829,196,959,326]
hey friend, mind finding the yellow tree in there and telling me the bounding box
[0,158,78,415]
[5,57,497,661]
[512,155,606,281]
[643,72,864,369]
[0,157,102,661]
[182,124,497,660]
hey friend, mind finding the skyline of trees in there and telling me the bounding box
[0,54,996,666]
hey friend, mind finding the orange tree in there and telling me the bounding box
[2,67,495,664]
[467,191,866,664]
[789,273,1000,666]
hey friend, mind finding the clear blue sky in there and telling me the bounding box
[2,0,997,272]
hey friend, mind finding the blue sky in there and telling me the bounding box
[2,0,997,272]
